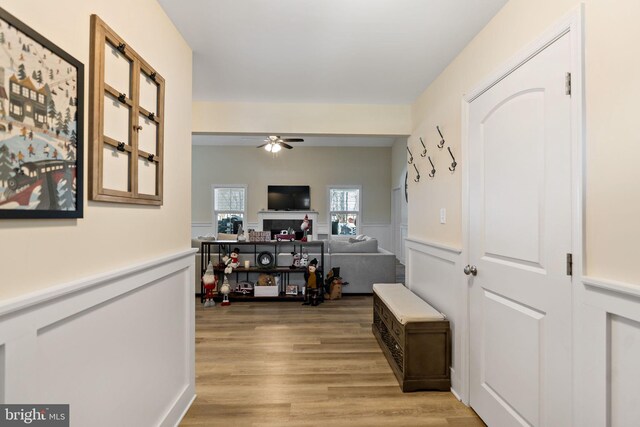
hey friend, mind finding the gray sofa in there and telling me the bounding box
[327,238,396,294]
[192,236,396,295]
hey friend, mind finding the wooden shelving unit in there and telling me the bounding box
[200,240,325,303]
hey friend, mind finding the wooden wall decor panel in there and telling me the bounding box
[89,15,164,205]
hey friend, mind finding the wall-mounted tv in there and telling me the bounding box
[267,185,311,210]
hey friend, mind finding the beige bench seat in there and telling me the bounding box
[372,283,444,324]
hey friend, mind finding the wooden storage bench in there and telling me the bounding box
[372,283,451,392]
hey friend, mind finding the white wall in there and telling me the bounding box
[193,101,411,136]
[0,1,194,424]
[0,0,193,299]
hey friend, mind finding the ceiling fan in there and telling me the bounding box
[257,135,304,152]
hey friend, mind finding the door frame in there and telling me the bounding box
[459,5,585,409]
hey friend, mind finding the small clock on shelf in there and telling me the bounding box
[257,251,275,268]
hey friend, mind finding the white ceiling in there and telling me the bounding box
[192,134,397,148]
[158,0,508,105]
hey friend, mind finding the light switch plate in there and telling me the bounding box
[440,208,446,224]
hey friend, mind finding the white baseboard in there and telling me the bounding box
[0,250,197,427]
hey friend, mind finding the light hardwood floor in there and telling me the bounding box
[181,296,484,426]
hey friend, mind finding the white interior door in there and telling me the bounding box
[467,34,573,426]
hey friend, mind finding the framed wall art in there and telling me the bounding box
[0,7,84,219]
[89,15,165,206]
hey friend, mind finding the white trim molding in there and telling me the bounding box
[0,250,197,427]
[583,276,640,300]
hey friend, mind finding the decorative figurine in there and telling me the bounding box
[202,261,217,307]
[223,247,241,274]
[220,275,231,306]
[300,214,310,242]
[303,258,323,306]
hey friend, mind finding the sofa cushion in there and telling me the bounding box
[330,238,378,253]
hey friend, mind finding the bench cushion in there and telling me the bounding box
[373,283,445,324]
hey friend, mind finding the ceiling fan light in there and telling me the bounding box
[272,143,282,153]
[264,143,273,152]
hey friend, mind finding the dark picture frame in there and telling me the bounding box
[0,7,84,219]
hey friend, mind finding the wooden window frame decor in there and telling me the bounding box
[89,15,164,205]
[0,7,84,219]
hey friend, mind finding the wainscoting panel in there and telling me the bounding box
[360,224,391,252]
[574,276,640,427]
[0,250,196,427]
[191,221,214,238]
[405,237,465,400]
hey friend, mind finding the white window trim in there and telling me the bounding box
[211,184,247,235]
[327,185,362,239]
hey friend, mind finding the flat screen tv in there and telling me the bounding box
[268,185,310,210]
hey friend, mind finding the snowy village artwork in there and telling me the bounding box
[0,8,83,218]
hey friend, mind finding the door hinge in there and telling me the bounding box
[565,72,572,96]
[566,253,573,276]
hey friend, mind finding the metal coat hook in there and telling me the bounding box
[147,153,155,162]
[419,137,427,157]
[118,93,126,103]
[413,163,420,182]
[116,142,126,152]
[117,43,126,53]
[447,147,457,172]
[150,72,157,81]
[428,156,436,178]
[437,126,445,149]
[407,146,414,164]
[148,112,155,121]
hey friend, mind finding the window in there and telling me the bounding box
[213,185,246,234]
[11,83,20,94]
[21,87,29,97]
[38,94,45,104]
[329,186,360,236]
[30,90,37,101]
[10,103,22,115]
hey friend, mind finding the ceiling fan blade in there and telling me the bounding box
[280,143,293,149]
[280,138,304,142]
[256,143,268,148]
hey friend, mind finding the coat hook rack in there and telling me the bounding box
[117,43,126,53]
[428,156,436,178]
[437,126,445,149]
[407,146,414,165]
[447,147,457,172]
[419,137,427,157]
[413,163,420,182]
[116,142,126,152]
[150,72,157,82]
[118,93,126,103]
[148,112,155,121]
[147,154,155,162]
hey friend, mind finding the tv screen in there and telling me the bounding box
[268,185,310,210]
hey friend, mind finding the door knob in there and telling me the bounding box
[464,265,477,276]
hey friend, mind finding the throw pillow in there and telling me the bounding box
[217,232,238,240]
